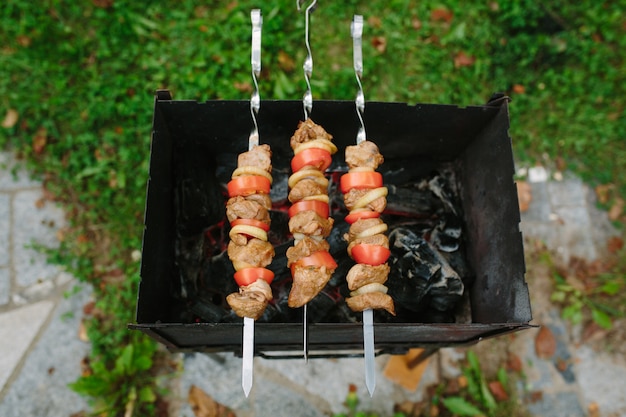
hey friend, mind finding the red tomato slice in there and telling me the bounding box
[340,171,383,193]
[234,267,274,286]
[290,250,337,275]
[231,218,270,232]
[288,200,329,219]
[345,210,380,224]
[227,175,271,197]
[350,244,390,266]
[291,148,332,172]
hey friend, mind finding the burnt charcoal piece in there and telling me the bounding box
[175,233,205,299]
[386,184,444,216]
[387,227,464,316]
[189,297,229,322]
[430,216,462,253]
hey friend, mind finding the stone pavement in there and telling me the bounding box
[1,150,625,417]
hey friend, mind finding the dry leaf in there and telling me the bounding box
[527,390,543,403]
[607,236,624,253]
[33,127,47,155]
[454,51,475,68]
[516,181,532,212]
[488,380,509,401]
[188,385,236,417]
[595,184,612,204]
[535,326,556,359]
[371,36,387,53]
[367,16,382,29]
[277,50,295,72]
[78,320,89,342]
[412,18,422,30]
[430,7,453,23]
[2,109,19,128]
[92,0,114,8]
[506,352,522,372]
[383,348,431,392]
[588,402,600,417]
[608,197,624,221]
[233,82,252,93]
[512,84,525,94]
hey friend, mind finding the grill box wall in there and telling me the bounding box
[130,91,532,356]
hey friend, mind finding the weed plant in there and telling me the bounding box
[1,1,624,415]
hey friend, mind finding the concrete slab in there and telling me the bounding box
[0,152,40,191]
[12,189,65,288]
[573,345,626,417]
[0,300,55,392]
[0,284,91,417]
[0,267,9,306]
[0,193,9,267]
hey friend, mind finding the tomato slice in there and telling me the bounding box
[291,148,332,172]
[231,218,270,232]
[234,267,274,286]
[290,250,337,275]
[227,175,271,197]
[288,200,329,219]
[345,210,380,224]
[340,171,383,193]
[350,244,390,266]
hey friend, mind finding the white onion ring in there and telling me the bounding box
[302,194,330,203]
[294,138,338,155]
[355,223,388,239]
[353,186,388,210]
[231,166,273,183]
[229,224,268,241]
[288,168,328,189]
[350,283,388,297]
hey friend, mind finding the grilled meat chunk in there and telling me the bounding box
[288,264,334,308]
[346,292,396,316]
[286,236,330,267]
[345,141,384,171]
[288,178,328,203]
[288,211,334,238]
[226,279,272,320]
[226,196,271,225]
[227,238,274,269]
[343,188,387,213]
[238,144,272,172]
[290,119,333,150]
[346,263,390,291]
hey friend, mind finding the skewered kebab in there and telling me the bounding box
[341,141,395,316]
[286,119,338,308]
[225,143,275,320]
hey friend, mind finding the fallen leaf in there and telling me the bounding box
[527,390,543,403]
[188,385,236,417]
[383,348,431,392]
[412,18,422,30]
[595,184,613,204]
[512,84,525,94]
[92,0,114,8]
[48,367,55,375]
[608,197,624,221]
[506,353,522,372]
[454,51,475,68]
[367,16,382,29]
[233,81,252,93]
[430,7,453,23]
[78,320,89,342]
[535,326,556,359]
[371,36,387,53]
[83,300,96,315]
[277,50,295,72]
[555,357,569,372]
[488,380,509,401]
[516,181,532,212]
[588,402,600,417]
[33,127,47,155]
[607,236,624,253]
[2,109,19,128]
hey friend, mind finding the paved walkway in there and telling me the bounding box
[1,151,625,417]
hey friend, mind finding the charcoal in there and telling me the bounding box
[387,227,464,315]
[431,216,462,252]
[175,233,205,298]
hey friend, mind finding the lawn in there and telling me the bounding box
[1,1,624,415]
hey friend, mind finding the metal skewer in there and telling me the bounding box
[351,14,376,397]
[242,8,263,398]
[297,0,318,362]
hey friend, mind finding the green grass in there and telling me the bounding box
[1,1,625,415]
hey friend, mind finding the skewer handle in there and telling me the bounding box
[249,9,262,149]
[352,15,366,144]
